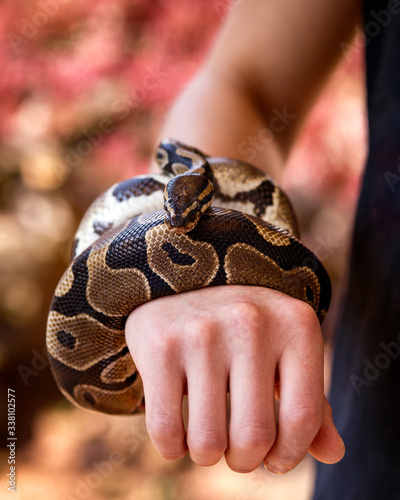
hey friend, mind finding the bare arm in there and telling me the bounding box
[155,0,359,174]
[128,0,359,474]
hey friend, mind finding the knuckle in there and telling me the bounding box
[289,300,320,331]
[285,403,323,433]
[230,302,263,330]
[233,420,275,454]
[188,318,217,350]
[283,301,323,354]
[225,423,275,473]
[227,302,264,350]
[148,329,183,368]
[160,328,181,352]
[146,415,182,445]
[189,428,227,459]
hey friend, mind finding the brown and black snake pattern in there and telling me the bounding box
[46,139,331,415]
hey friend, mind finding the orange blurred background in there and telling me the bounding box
[0,1,366,499]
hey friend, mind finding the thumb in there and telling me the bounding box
[308,398,345,464]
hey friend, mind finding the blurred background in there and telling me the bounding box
[0,1,366,499]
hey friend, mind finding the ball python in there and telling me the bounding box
[46,138,331,415]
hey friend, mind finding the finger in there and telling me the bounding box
[225,352,276,473]
[125,311,188,460]
[264,330,325,474]
[308,398,345,463]
[143,369,188,460]
[185,350,228,466]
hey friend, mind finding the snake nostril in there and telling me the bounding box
[175,215,184,226]
[167,214,184,227]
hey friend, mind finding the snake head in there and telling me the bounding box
[163,173,214,233]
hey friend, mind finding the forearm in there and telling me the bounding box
[154,0,359,176]
[154,72,285,177]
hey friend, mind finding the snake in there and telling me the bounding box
[46,138,331,415]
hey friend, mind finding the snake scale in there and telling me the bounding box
[46,138,331,415]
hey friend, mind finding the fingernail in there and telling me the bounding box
[264,461,290,475]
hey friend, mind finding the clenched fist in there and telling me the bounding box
[125,285,344,474]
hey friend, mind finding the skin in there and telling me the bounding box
[126,0,359,474]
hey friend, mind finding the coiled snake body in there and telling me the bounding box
[46,139,331,415]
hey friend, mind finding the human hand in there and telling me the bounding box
[125,285,344,474]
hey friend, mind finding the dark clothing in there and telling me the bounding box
[314,2,400,499]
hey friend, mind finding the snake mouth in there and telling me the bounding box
[164,213,200,233]
[167,225,192,234]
